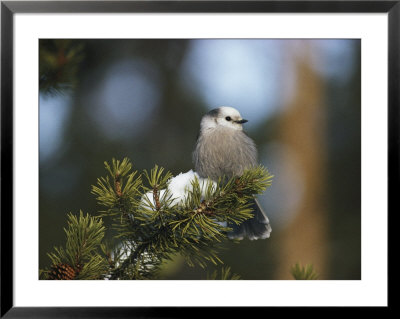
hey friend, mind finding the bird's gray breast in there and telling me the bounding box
[193,127,258,180]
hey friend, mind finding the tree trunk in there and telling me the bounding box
[276,43,328,279]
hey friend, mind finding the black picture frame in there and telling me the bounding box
[1,0,396,317]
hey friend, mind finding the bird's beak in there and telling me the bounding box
[235,119,248,124]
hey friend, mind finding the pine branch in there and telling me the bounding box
[42,157,274,280]
[91,158,273,279]
[290,262,319,280]
[39,39,85,95]
[207,266,241,280]
[40,211,108,280]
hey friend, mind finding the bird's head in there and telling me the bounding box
[200,106,248,132]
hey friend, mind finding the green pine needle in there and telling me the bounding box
[43,157,274,280]
[290,262,319,280]
[39,39,85,95]
[42,211,108,280]
[207,266,241,280]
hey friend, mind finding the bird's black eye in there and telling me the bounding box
[225,116,231,121]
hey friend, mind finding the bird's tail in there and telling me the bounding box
[228,198,272,240]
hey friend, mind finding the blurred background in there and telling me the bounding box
[39,39,361,280]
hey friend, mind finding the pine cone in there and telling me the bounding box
[48,263,77,280]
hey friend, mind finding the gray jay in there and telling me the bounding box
[193,106,271,240]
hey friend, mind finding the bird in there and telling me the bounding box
[192,106,271,240]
